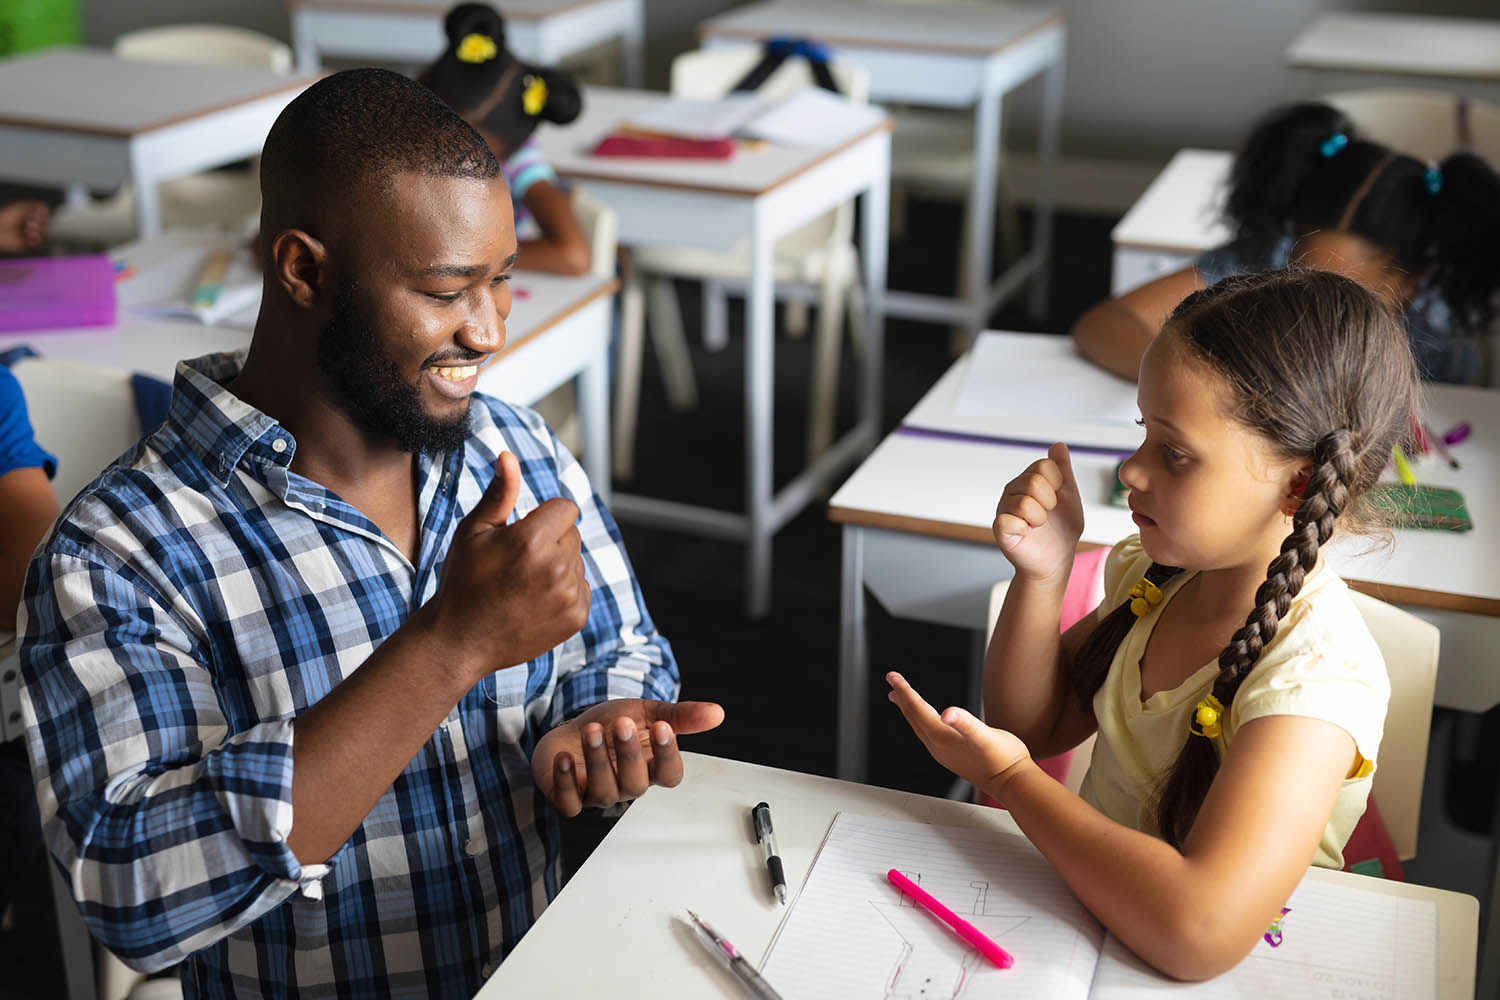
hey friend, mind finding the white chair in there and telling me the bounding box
[982,582,1439,853]
[8,358,164,1000]
[48,25,292,248]
[613,45,871,480]
[1323,88,1500,166]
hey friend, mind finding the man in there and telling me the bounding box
[18,69,722,997]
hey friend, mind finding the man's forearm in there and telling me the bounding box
[287,611,476,863]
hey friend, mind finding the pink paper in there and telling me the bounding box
[0,254,117,332]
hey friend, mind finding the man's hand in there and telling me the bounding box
[421,450,590,681]
[886,671,1031,798]
[532,699,725,816]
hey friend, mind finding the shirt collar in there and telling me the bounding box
[168,352,297,486]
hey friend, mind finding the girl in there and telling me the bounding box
[1073,102,1500,385]
[889,269,1419,980]
[420,3,591,275]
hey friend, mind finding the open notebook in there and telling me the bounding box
[760,813,1436,999]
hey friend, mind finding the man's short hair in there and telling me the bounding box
[259,68,501,249]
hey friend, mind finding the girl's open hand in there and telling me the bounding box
[992,442,1085,582]
[886,671,1031,797]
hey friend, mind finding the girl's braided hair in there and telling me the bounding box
[1069,268,1419,848]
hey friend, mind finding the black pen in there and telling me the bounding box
[752,801,786,905]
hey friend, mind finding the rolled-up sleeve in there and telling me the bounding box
[19,543,327,972]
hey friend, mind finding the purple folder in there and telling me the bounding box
[0,254,117,332]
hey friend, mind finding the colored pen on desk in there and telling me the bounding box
[751,802,787,905]
[685,909,784,1000]
[1422,421,1460,469]
[887,868,1014,969]
[1391,443,1417,486]
[191,249,233,310]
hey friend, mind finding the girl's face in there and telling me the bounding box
[1119,332,1306,573]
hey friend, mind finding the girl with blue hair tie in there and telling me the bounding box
[1074,102,1500,385]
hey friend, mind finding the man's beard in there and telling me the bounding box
[315,283,473,455]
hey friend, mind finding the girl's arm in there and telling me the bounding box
[1070,266,1204,380]
[890,675,1355,982]
[517,179,591,276]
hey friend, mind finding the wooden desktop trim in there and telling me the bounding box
[492,277,618,360]
[830,504,1500,617]
[555,119,891,196]
[698,10,1067,59]
[0,76,315,139]
[283,0,594,18]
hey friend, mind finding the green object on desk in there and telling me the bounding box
[1369,482,1473,532]
[1110,460,1128,507]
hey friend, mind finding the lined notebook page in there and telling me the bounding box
[759,812,1104,999]
[1091,878,1437,999]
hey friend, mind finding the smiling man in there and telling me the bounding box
[17,69,721,998]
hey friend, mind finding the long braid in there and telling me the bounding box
[1154,428,1359,847]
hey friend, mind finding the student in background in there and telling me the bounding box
[1073,102,1500,385]
[890,270,1417,980]
[0,200,49,254]
[0,363,57,929]
[421,3,591,275]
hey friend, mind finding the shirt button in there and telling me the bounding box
[271,438,288,453]
[480,963,493,979]
[464,840,483,857]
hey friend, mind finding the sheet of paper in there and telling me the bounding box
[739,88,886,147]
[623,93,767,140]
[913,333,1142,452]
[116,231,260,328]
[1090,878,1437,1000]
[760,812,1104,1000]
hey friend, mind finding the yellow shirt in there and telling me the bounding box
[1077,536,1390,868]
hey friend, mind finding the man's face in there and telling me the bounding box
[317,170,517,454]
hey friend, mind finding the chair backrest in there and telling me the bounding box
[1323,88,1500,166]
[10,358,144,507]
[1348,590,1439,861]
[670,44,869,105]
[113,24,293,74]
[570,187,619,278]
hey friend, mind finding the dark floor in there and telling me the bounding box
[0,199,1115,999]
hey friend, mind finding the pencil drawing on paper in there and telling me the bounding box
[873,872,1028,999]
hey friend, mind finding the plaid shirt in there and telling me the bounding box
[19,352,678,998]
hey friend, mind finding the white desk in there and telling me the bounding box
[536,86,891,618]
[0,49,311,239]
[477,751,1478,998]
[1109,149,1231,296]
[287,0,644,86]
[1287,12,1500,106]
[0,243,619,493]
[699,0,1066,340]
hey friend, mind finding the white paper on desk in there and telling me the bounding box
[738,88,885,147]
[117,239,261,329]
[759,812,1105,999]
[623,93,767,139]
[1091,879,1437,999]
[933,333,1143,452]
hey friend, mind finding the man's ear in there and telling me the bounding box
[270,229,328,310]
[1281,462,1312,516]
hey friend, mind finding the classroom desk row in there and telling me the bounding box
[478,751,1478,998]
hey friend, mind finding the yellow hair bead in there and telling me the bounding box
[1190,694,1225,740]
[521,74,548,116]
[457,33,498,64]
[1126,578,1163,617]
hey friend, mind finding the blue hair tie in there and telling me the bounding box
[1319,132,1349,158]
[1425,165,1443,195]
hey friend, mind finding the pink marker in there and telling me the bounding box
[887,868,1015,969]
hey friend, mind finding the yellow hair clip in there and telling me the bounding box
[1127,577,1163,617]
[521,74,548,116]
[457,33,498,64]
[1189,694,1225,740]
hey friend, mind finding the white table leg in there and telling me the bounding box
[291,11,322,74]
[128,154,162,240]
[859,137,890,437]
[578,338,611,505]
[964,81,1001,346]
[1027,48,1066,321]
[744,214,776,619]
[620,0,645,88]
[838,524,869,780]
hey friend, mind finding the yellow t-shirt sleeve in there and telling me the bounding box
[1228,640,1390,767]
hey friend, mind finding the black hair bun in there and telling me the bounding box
[444,3,506,48]
[535,69,582,126]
